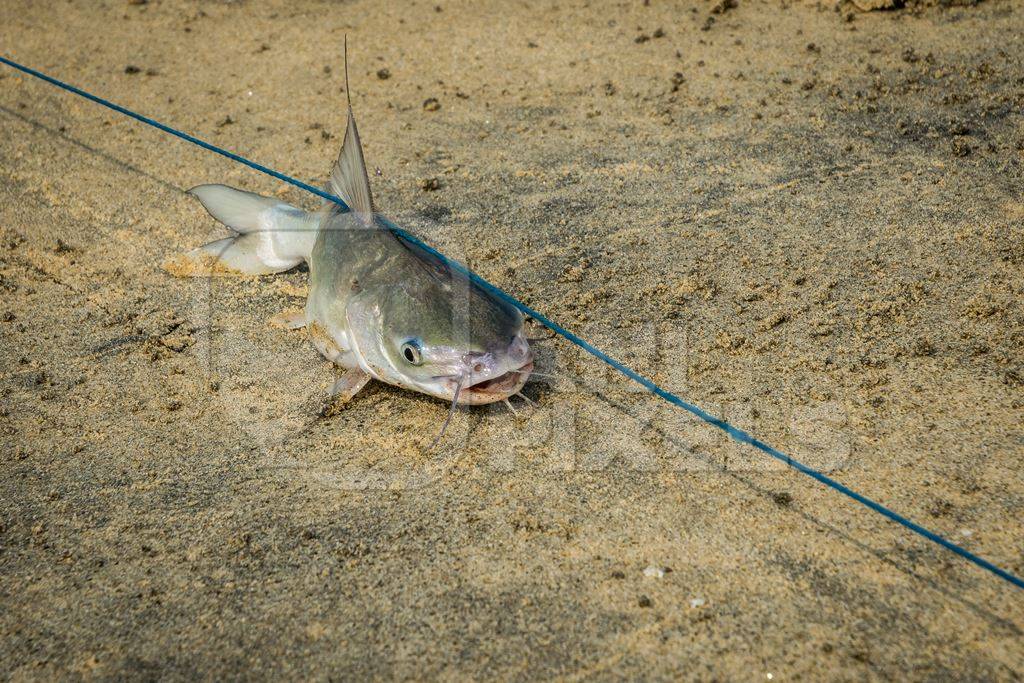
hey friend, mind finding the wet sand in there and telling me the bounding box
[1,0,1023,679]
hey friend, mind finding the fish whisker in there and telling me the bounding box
[515,391,537,407]
[427,374,465,450]
[503,398,520,417]
[524,324,557,342]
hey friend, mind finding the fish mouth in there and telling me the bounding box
[459,361,533,405]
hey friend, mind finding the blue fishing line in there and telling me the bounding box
[3,54,1021,592]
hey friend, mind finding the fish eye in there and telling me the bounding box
[401,340,423,365]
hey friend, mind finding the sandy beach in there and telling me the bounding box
[2,0,1023,678]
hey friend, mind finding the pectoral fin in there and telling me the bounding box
[329,368,371,404]
[269,308,307,330]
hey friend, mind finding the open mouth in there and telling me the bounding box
[462,361,533,402]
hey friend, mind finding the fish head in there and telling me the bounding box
[347,274,533,405]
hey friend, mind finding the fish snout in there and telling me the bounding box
[462,351,494,377]
[453,336,533,404]
[508,333,532,364]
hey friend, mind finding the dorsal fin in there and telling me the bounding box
[329,37,375,222]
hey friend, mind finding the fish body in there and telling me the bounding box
[303,206,532,404]
[167,62,533,411]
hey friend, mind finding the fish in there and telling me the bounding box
[164,46,534,444]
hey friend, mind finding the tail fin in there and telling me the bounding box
[189,184,280,232]
[163,184,318,277]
